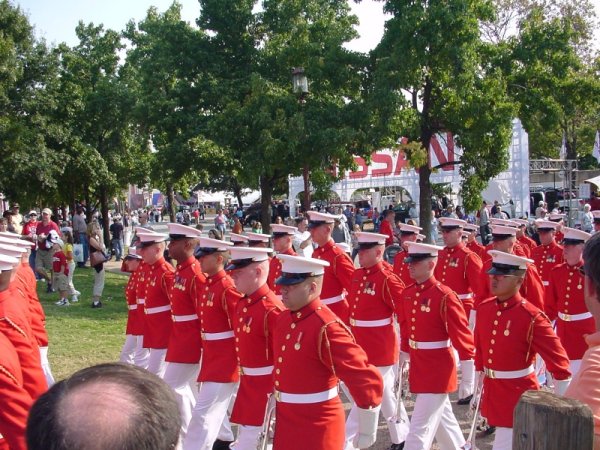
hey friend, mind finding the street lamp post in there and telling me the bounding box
[292,67,311,213]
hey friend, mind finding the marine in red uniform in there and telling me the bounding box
[513,219,537,253]
[119,248,148,367]
[475,251,571,450]
[464,224,486,259]
[379,210,396,247]
[545,227,595,376]
[0,254,47,400]
[267,224,297,297]
[345,232,409,450]
[273,255,383,450]
[392,223,422,285]
[0,331,32,450]
[401,242,475,450]
[184,237,242,450]
[229,233,249,247]
[227,247,285,450]
[136,229,175,378]
[435,218,483,349]
[308,211,354,324]
[477,226,546,311]
[549,213,566,244]
[133,257,151,369]
[246,231,271,248]
[163,224,205,438]
[531,220,564,287]
[486,219,529,258]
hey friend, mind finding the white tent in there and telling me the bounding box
[584,175,600,189]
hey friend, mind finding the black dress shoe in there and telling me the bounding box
[476,425,496,438]
[457,394,473,405]
[91,301,102,308]
[389,443,405,450]
[212,439,233,450]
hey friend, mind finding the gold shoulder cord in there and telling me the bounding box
[441,292,449,333]
[0,317,27,338]
[222,288,232,328]
[319,321,337,377]
[0,365,19,385]
[264,308,275,361]
[525,311,543,362]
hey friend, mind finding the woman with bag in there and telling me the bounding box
[88,222,106,308]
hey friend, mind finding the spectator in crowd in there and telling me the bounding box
[10,203,23,234]
[535,201,547,219]
[215,210,227,235]
[378,209,396,246]
[251,220,262,234]
[350,223,360,262]
[479,200,491,245]
[293,216,313,257]
[343,205,355,230]
[109,216,124,261]
[2,211,16,233]
[62,229,80,303]
[565,233,600,444]
[208,228,222,241]
[231,216,243,234]
[50,238,70,307]
[355,208,364,230]
[21,211,40,279]
[72,207,88,267]
[430,210,439,243]
[36,208,61,293]
[27,363,181,450]
[455,205,466,220]
[274,215,283,225]
[580,204,594,233]
[0,217,8,233]
[331,217,351,245]
[88,222,106,308]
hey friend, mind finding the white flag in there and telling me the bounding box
[593,130,600,164]
[559,131,567,159]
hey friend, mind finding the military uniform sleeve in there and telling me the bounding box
[544,267,559,321]
[442,290,475,360]
[320,320,383,409]
[333,252,355,288]
[265,305,284,362]
[531,312,571,380]
[382,272,405,317]
[465,252,485,300]
[474,310,484,372]
[0,360,32,450]
[522,265,545,311]
[224,287,244,329]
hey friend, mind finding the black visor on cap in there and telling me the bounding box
[440,225,461,230]
[594,218,600,223]
[537,228,554,233]
[358,242,382,249]
[194,247,221,258]
[271,232,290,239]
[224,258,257,271]
[492,234,512,242]
[275,272,320,286]
[138,240,160,248]
[487,262,525,276]
[562,238,585,246]
[404,253,434,263]
[232,241,248,247]
[549,218,562,222]
[308,220,328,229]
[169,233,191,240]
[400,230,417,236]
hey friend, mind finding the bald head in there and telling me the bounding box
[27,363,180,450]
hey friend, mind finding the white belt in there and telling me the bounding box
[321,293,345,305]
[457,293,473,300]
[409,339,451,350]
[172,314,199,322]
[484,365,534,379]
[558,312,593,322]
[145,305,171,315]
[137,298,146,305]
[275,386,339,404]
[202,330,235,341]
[127,304,137,311]
[350,317,392,327]
[542,281,549,286]
[240,365,274,376]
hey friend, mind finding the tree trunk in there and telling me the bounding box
[99,186,110,246]
[84,183,92,223]
[233,183,244,211]
[166,183,176,223]
[259,175,273,232]
[302,165,311,212]
[418,163,433,243]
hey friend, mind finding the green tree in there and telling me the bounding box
[369,0,515,239]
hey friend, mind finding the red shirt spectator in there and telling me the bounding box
[22,215,39,250]
[35,219,60,251]
[52,250,69,276]
[379,210,395,246]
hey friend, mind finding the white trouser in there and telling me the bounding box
[146,348,167,378]
[230,425,263,450]
[492,427,513,450]
[39,346,55,387]
[120,334,137,364]
[345,365,409,449]
[163,362,200,438]
[133,335,149,369]
[67,261,77,295]
[569,359,582,378]
[404,393,465,450]
[183,382,236,450]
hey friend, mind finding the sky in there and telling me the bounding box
[13,0,389,52]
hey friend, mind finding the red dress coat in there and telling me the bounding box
[545,262,595,360]
[267,247,296,296]
[400,277,475,393]
[531,241,564,285]
[196,270,243,383]
[125,269,144,335]
[0,332,32,450]
[231,284,284,426]
[16,263,48,347]
[392,248,413,286]
[272,299,383,450]
[466,240,486,260]
[0,289,47,399]
[348,262,404,367]
[475,294,571,427]
[379,219,395,246]
[142,258,175,349]
[434,243,484,317]
[134,261,150,339]
[518,235,537,252]
[166,257,205,364]
[312,240,355,324]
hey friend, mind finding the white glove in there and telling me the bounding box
[352,405,381,449]
[468,309,476,330]
[467,371,482,419]
[458,360,475,400]
[554,378,571,396]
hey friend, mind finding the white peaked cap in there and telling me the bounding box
[405,242,444,257]
[229,233,249,243]
[277,254,330,275]
[229,246,272,262]
[336,242,351,253]
[0,254,19,271]
[438,218,467,228]
[355,232,388,245]
[535,220,559,230]
[167,223,202,238]
[271,224,298,235]
[562,227,591,244]
[488,250,533,271]
[491,225,517,237]
[306,211,341,223]
[246,232,271,242]
[398,223,422,233]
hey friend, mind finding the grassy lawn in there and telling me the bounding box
[36,267,129,381]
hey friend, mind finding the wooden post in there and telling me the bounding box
[513,390,594,450]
